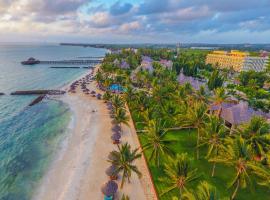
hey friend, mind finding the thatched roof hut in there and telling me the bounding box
[101,180,118,197]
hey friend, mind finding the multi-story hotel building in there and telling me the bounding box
[206,50,269,72]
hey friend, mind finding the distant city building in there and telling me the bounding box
[206,50,269,72]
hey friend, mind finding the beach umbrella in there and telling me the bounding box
[101,180,118,197]
[105,165,118,180]
[108,151,118,161]
[111,132,121,144]
[111,125,121,133]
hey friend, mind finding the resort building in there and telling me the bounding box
[141,56,154,73]
[159,59,173,70]
[206,50,269,72]
[178,73,207,90]
[210,101,270,127]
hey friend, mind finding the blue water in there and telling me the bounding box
[0,44,106,199]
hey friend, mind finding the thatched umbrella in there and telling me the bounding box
[101,180,118,197]
[106,165,118,180]
[111,125,121,133]
[108,151,117,161]
[111,132,121,144]
[97,93,102,100]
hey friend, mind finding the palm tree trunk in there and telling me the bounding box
[120,123,122,135]
[121,171,126,189]
[211,162,216,177]
[231,179,240,200]
[179,188,182,200]
[196,129,200,159]
[217,107,222,119]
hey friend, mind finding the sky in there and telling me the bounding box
[0,0,270,44]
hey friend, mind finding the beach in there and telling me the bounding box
[32,66,151,200]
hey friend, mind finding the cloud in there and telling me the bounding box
[1,0,270,43]
[119,21,141,33]
[110,1,133,16]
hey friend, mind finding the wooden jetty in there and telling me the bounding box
[21,57,102,65]
[50,66,81,69]
[11,90,66,95]
[29,95,46,106]
[77,56,104,59]
[39,59,101,65]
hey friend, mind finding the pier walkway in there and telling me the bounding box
[39,59,101,65]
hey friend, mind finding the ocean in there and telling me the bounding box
[0,44,106,200]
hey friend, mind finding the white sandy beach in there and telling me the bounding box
[32,67,154,200]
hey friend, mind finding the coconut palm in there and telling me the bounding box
[210,88,231,118]
[108,143,141,188]
[200,115,228,177]
[182,181,222,200]
[103,91,112,102]
[237,116,270,160]
[142,119,175,167]
[95,70,104,84]
[160,153,200,199]
[121,194,130,200]
[210,136,269,199]
[114,108,129,134]
[178,101,208,159]
[111,95,125,112]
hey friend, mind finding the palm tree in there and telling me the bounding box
[210,88,231,118]
[238,116,270,161]
[111,95,125,112]
[182,181,221,200]
[201,115,228,177]
[114,108,129,134]
[95,70,104,85]
[178,101,208,159]
[108,143,141,188]
[210,136,269,199]
[121,194,130,200]
[142,119,175,167]
[160,153,200,199]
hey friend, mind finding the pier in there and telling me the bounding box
[39,59,101,65]
[29,95,46,106]
[50,66,92,69]
[10,90,66,95]
[21,57,102,65]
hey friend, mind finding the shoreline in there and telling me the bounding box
[32,64,149,200]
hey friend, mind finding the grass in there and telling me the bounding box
[137,129,270,200]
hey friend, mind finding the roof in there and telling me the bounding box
[210,102,236,111]
[177,73,206,90]
[160,59,173,69]
[141,56,153,63]
[220,101,269,125]
[120,61,130,69]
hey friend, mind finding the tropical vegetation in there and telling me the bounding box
[97,48,270,199]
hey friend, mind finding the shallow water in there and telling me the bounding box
[0,44,106,199]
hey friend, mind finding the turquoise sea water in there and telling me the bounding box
[0,44,106,199]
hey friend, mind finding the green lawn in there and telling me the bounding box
[138,130,270,200]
